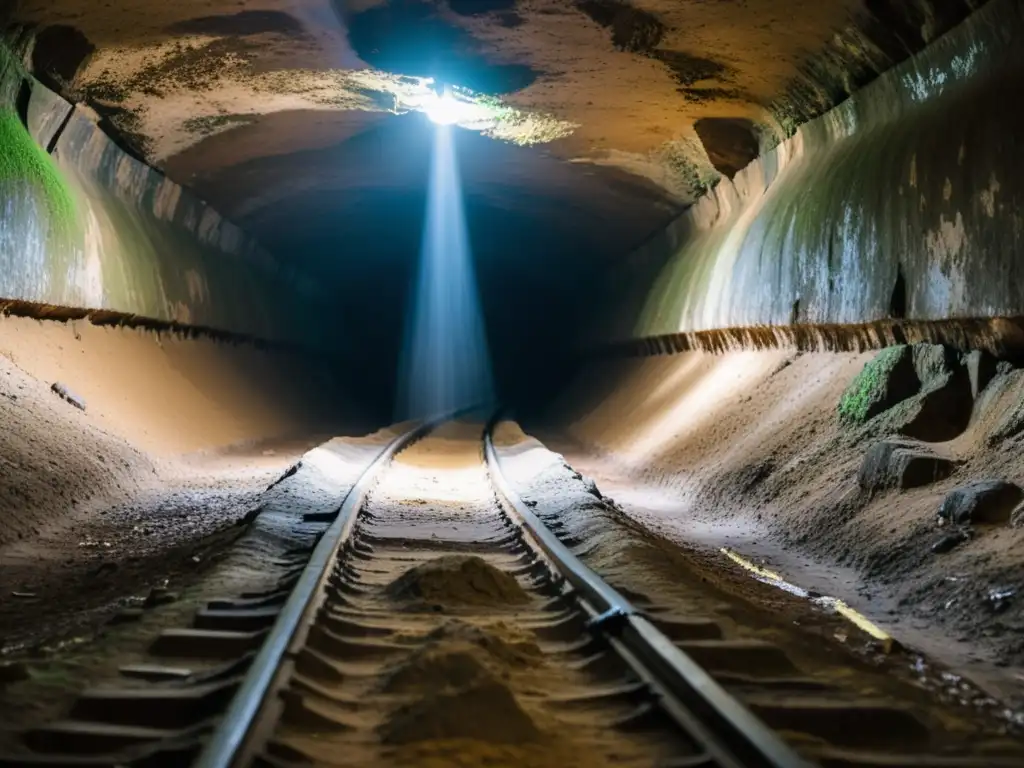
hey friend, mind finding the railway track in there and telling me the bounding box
[2,417,1022,767]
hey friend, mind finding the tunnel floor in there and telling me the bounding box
[0,331,1022,762]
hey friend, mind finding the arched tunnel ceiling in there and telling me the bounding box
[8,0,985,273]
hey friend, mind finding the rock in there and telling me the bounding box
[0,662,29,685]
[931,529,970,554]
[911,344,957,388]
[899,366,973,442]
[858,440,956,492]
[938,480,1023,525]
[964,349,998,399]
[49,382,86,411]
[144,587,178,608]
[838,345,918,425]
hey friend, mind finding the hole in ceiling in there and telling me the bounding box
[31,24,94,89]
[166,10,307,37]
[693,117,760,179]
[345,0,540,95]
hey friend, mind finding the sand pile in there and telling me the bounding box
[425,621,540,665]
[381,677,541,745]
[382,647,491,694]
[383,620,540,694]
[386,555,529,607]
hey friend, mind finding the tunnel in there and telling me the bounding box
[1,0,1023,764]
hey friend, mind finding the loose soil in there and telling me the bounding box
[496,414,1024,752]
[280,421,691,767]
[0,315,378,751]
[530,349,1024,707]
[386,554,529,607]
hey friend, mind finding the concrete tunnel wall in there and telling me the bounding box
[0,46,330,348]
[588,0,1024,356]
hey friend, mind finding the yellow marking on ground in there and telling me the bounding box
[721,547,785,583]
[720,547,894,653]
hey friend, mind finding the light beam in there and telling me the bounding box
[397,125,494,420]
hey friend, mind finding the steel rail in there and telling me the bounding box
[483,416,813,768]
[194,418,440,768]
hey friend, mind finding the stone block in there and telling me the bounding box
[858,439,955,492]
[937,479,1023,525]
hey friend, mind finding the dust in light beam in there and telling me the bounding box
[397,123,494,420]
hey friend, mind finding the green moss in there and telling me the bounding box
[0,109,78,239]
[838,345,913,424]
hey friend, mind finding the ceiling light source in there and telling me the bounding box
[425,89,461,126]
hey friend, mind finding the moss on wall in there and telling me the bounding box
[0,109,77,240]
[837,345,917,424]
[590,0,1024,351]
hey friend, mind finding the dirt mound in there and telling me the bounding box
[386,555,529,607]
[425,620,541,665]
[383,620,540,692]
[382,646,491,694]
[381,677,541,745]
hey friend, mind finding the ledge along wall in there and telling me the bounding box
[0,46,329,348]
[589,0,1024,357]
